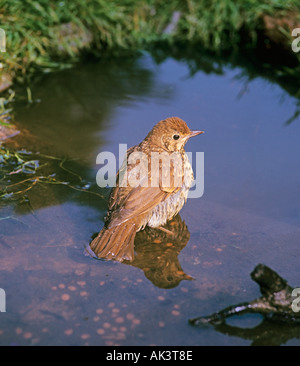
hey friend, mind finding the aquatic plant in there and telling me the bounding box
[0,147,105,202]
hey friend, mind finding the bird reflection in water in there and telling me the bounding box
[123,214,193,289]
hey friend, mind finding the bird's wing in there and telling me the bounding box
[107,184,170,228]
[106,146,183,228]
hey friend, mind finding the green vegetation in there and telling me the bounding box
[0,146,105,202]
[0,90,14,125]
[1,0,299,84]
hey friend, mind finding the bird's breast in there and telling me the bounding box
[146,154,194,228]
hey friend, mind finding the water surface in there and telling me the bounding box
[1,51,300,346]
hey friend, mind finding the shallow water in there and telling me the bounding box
[1,51,300,346]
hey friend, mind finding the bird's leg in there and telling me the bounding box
[156,226,175,236]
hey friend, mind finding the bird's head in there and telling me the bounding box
[145,116,204,152]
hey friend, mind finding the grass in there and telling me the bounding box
[178,0,299,47]
[0,0,299,84]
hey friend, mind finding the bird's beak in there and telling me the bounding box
[187,130,204,138]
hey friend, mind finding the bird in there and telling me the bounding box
[128,214,193,289]
[88,116,204,262]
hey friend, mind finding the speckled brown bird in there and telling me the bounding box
[89,116,204,262]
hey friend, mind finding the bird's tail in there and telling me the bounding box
[88,222,137,262]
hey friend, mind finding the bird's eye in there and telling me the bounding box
[173,134,180,140]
